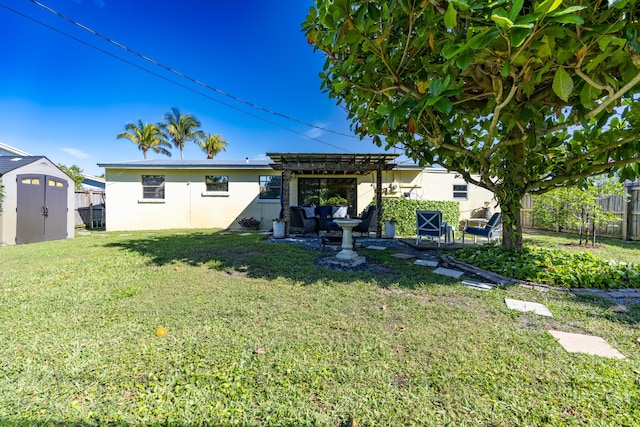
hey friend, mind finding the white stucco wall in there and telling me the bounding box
[104,168,282,231]
[103,163,497,232]
[0,159,75,246]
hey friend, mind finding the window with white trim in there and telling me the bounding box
[453,184,468,199]
[205,175,229,192]
[142,175,165,199]
[259,175,281,199]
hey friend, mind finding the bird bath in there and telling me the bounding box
[333,218,362,262]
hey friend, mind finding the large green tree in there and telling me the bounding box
[117,119,172,160]
[304,0,640,250]
[199,133,229,159]
[161,107,204,160]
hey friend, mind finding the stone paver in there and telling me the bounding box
[367,245,387,250]
[433,267,464,278]
[505,298,552,317]
[548,330,625,359]
[392,253,416,260]
[414,259,439,267]
[460,280,493,290]
[238,232,253,236]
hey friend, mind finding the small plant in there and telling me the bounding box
[238,217,261,229]
[273,217,286,223]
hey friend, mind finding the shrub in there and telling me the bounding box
[237,217,261,229]
[454,244,640,289]
[381,199,460,236]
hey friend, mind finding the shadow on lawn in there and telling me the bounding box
[104,231,457,289]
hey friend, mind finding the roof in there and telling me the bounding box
[97,159,273,170]
[0,156,46,175]
[0,142,31,157]
[266,153,399,174]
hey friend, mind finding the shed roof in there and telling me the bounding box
[0,156,46,176]
[266,153,399,174]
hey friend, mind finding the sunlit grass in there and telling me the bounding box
[0,229,638,426]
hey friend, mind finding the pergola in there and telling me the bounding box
[267,153,399,238]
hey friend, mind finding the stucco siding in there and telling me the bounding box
[105,168,281,231]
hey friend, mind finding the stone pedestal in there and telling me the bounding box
[334,219,361,261]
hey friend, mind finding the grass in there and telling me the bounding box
[522,229,640,265]
[1,229,639,426]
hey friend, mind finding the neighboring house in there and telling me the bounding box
[0,156,75,246]
[97,154,495,232]
[0,141,31,157]
[80,174,106,191]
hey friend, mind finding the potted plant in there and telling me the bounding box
[272,217,286,238]
[482,201,492,219]
[384,218,397,238]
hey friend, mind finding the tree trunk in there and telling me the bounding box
[497,141,526,251]
[497,193,524,250]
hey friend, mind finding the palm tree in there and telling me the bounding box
[117,119,172,160]
[199,134,228,159]
[161,107,204,159]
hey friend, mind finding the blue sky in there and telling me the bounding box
[0,1,394,175]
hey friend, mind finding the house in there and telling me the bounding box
[97,153,495,233]
[0,156,75,246]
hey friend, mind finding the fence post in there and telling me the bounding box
[624,184,632,241]
[88,191,94,230]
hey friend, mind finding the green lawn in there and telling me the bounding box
[1,230,639,426]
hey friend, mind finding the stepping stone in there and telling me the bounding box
[392,253,416,260]
[461,280,493,290]
[367,245,387,250]
[505,298,552,317]
[414,259,439,267]
[433,267,464,278]
[548,330,625,359]
[239,233,253,236]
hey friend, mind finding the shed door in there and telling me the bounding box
[43,176,68,241]
[16,174,68,244]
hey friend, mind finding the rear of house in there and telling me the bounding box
[98,155,494,232]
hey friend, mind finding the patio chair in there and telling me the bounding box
[289,206,318,236]
[416,210,445,247]
[462,212,502,244]
[353,205,376,237]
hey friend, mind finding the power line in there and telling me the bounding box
[0,3,353,153]
[29,0,363,141]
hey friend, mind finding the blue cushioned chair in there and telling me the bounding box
[462,212,502,244]
[416,210,445,247]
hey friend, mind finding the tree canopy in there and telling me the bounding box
[57,164,85,190]
[117,119,172,160]
[304,0,640,249]
[199,134,229,159]
[161,108,204,160]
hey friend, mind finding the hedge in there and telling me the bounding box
[380,198,460,236]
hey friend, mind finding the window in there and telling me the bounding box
[453,184,468,199]
[205,175,229,192]
[259,175,281,199]
[298,178,357,208]
[142,175,165,199]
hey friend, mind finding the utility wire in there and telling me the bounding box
[0,3,352,153]
[30,0,363,141]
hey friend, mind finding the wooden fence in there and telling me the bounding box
[520,182,640,241]
[75,190,105,229]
